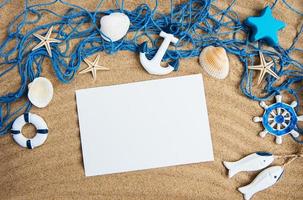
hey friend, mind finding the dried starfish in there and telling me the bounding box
[248,51,279,85]
[32,26,61,57]
[79,55,109,80]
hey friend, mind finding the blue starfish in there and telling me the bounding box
[245,6,285,46]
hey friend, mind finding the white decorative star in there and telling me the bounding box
[32,26,61,57]
[79,55,109,80]
[248,51,279,85]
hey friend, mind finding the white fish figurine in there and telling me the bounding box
[223,152,274,178]
[238,166,284,200]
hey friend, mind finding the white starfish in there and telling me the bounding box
[32,26,61,57]
[79,55,109,80]
[248,51,279,85]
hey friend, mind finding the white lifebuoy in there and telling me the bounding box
[11,113,48,149]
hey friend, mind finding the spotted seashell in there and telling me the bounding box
[199,46,229,79]
[28,77,53,108]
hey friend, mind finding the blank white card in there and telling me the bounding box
[76,74,213,176]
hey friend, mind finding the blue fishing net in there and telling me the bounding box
[0,0,302,142]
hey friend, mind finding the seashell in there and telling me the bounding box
[28,77,53,108]
[100,12,130,42]
[199,46,229,79]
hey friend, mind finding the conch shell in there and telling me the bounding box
[28,77,53,108]
[199,46,229,79]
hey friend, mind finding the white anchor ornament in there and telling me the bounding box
[223,152,274,178]
[139,31,179,75]
[238,166,284,200]
[253,95,303,144]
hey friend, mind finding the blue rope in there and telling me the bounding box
[0,0,302,143]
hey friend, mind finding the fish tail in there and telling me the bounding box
[228,169,238,178]
[244,193,253,200]
[238,186,253,200]
[223,161,233,169]
[238,186,247,193]
[223,161,237,178]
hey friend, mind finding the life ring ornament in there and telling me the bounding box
[11,113,48,149]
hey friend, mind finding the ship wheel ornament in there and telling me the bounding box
[253,95,303,144]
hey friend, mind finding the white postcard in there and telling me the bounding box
[76,74,213,176]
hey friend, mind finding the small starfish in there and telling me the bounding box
[32,26,61,57]
[248,51,279,85]
[79,55,109,80]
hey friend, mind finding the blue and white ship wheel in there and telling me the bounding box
[253,95,303,144]
[11,113,48,149]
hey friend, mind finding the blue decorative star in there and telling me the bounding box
[245,6,286,46]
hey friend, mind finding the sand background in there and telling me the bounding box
[0,0,302,199]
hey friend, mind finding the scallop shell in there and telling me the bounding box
[199,46,229,79]
[28,77,53,108]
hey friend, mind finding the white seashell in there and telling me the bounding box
[28,77,53,108]
[100,12,130,42]
[199,46,229,79]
